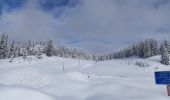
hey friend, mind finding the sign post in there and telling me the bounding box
[167,85,170,96]
[155,71,170,96]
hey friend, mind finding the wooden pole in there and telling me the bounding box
[167,85,170,96]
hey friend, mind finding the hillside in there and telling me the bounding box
[0,55,169,100]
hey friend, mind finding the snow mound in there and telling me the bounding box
[0,68,51,88]
[65,71,88,82]
[0,86,55,100]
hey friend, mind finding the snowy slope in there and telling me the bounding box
[0,55,170,100]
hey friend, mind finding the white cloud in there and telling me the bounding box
[0,0,55,41]
[62,0,170,52]
[0,0,169,53]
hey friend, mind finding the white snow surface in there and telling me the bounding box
[0,55,170,100]
[0,86,55,100]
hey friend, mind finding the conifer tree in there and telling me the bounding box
[163,40,170,53]
[46,39,54,57]
[35,45,42,59]
[149,39,159,56]
[143,39,151,58]
[0,33,8,59]
[161,44,170,65]
[22,48,28,60]
[9,41,15,60]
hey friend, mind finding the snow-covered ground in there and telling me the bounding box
[0,55,170,100]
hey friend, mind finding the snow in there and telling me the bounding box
[0,67,51,88]
[0,86,55,100]
[0,55,170,100]
[65,71,88,82]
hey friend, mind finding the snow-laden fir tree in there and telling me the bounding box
[35,45,43,59]
[0,33,8,59]
[143,39,151,58]
[138,41,145,58]
[22,48,28,60]
[92,53,98,61]
[9,41,15,61]
[160,42,165,55]
[161,44,170,65]
[149,39,159,56]
[26,40,33,55]
[46,39,54,57]
[14,42,22,57]
[163,40,170,54]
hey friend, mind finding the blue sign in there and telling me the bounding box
[155,71,170,85]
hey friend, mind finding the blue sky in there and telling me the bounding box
[0,0,78,14]
[0,0,169,53]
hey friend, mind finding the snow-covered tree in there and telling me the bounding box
[14,42,22,57]
[160,42,165,55]
[0,33,8,59]
[161,44,170,65]
[138,41,144,58]
[163,40,170,53]
[149,39,159,56]
[9,41,15,61]
[143,39,151,58]
[92,53,98,61]
[26,40,33,55]
[22,48,28,60]
[35,45,43,59]
[46,39,54,57]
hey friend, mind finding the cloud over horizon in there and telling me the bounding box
[0,0,169,53]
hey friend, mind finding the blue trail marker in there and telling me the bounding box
[155,71,170,96]
[155,71,170,85]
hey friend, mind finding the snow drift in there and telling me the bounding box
[0,86,55,100]
[0,55,169,100]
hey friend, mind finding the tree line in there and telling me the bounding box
[0,33,170,65]
[0,33,94,61]
[98,38,170,65]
